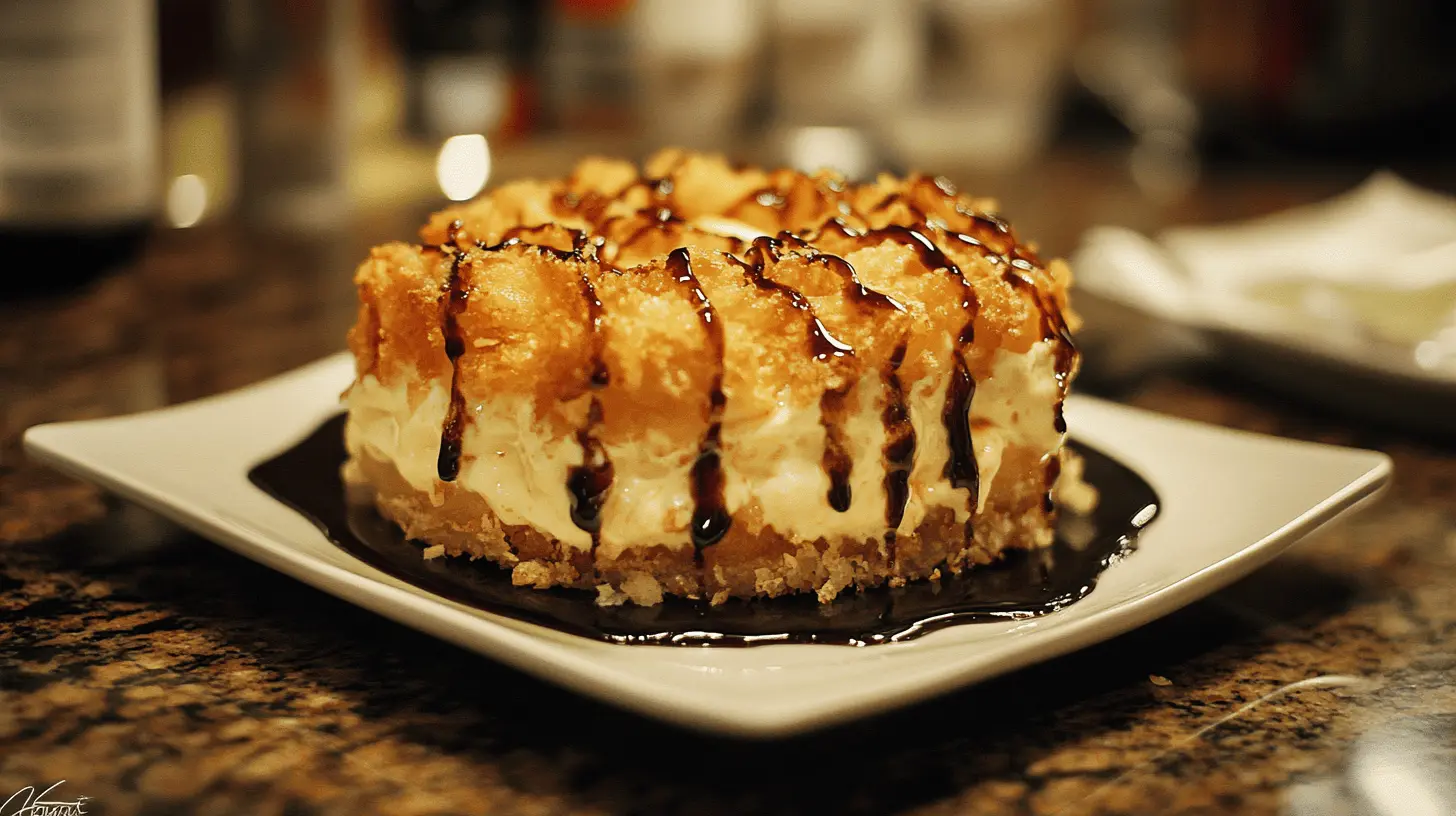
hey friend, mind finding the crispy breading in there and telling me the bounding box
[343,150,1080,605]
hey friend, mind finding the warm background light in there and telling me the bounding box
[165,174,208,228]
[435,134,491,202]
[783,126,873,181]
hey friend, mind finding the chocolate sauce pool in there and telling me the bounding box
[248,415,1159,646]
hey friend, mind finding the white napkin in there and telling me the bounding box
[1072,172,1456,377]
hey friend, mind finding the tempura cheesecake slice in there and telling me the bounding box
[342,149,1085,606]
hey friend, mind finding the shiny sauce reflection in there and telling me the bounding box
[248,415,1160,647]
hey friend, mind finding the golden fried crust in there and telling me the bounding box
[594,257,718,449]
[351,242,450,396]
[368,149,1075,424]
[453,243,592,411]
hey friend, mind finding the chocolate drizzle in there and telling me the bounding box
[566,272,614,548]
[812,252,907,314]
[615,208,683,252]
[941,224,1078,461]
[847,224,984,527]
[881,341,916,548]
[764,228,923,542]
[436,220,469,482]
[428,223,612,486]
[1001,260,1078,435]
[817,221,976,339]
[665,249,731,554]
[427,222,619,535]
[742,237,854,362]
[735,238,858,513]
[942,356,979,512]
[819,386,855,512]
[485,225,591,263]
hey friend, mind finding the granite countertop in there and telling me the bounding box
[3,158,1454,815]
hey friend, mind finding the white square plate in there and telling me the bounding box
[23,354,1390,738]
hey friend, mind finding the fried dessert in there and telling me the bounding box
[342,149,1084,606]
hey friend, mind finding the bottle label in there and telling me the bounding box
[0,0,158,226]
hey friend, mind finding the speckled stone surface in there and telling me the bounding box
[4,163,1455,815]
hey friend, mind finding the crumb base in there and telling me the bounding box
[346,449,1055,606]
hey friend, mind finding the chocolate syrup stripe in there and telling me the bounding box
[881,341,916,552]
[434,221,469,482]
[734,237,857,514]
[566,271,614,552]
[425,223,600,484]
[767,231,907,315]
[937,232,1077,519]
[735,232,919,538]
[739,237,855,362]
[820,387,855,513]
[664,249,732,554]
[812,220,978,332]
[1001,260,1078,435]
[808,220,985,535]
[452,225,618,551]
[942,227,1079,436]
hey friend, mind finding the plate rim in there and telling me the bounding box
[22,353,1393,738]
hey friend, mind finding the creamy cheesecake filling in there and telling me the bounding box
[343,376,591,546]
[344,339,1064,557]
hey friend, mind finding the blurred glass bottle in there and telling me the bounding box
[226,0,359,234]
[391,0,540,144]
[0,0,159,290]
[629,0,761,152]
[888,0,1073,174]
[543,0,637,133]
[762,0,920,179]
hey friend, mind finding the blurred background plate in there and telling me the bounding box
[1071,171,1456,438]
